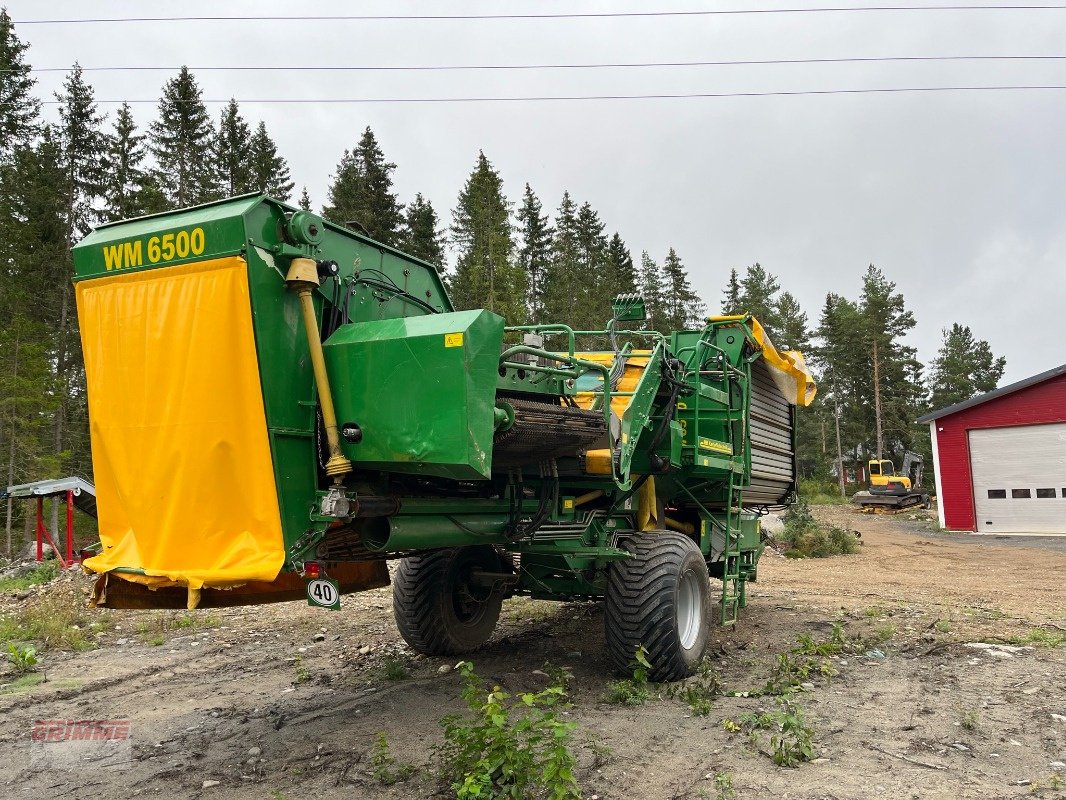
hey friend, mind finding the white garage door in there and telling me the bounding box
[970,423,1066,533]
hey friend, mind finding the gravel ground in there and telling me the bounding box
[0,505,1063,800]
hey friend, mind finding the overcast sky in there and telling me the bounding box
[11,1,1066,387]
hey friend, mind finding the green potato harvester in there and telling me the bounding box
[71,193,815,680]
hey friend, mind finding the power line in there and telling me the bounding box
[15,5,1066,24]
[22,55,1066,74]
[36,85,1066,105]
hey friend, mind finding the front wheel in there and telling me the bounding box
[605,531,711,682]
[393,546,504,656]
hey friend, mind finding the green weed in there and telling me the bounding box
[370,732,415,784]
[666,657,721,716]
[438,660,580,800]
[714,771,737,800]
[602,646,652,706]
[960,709,979,731]
[733,698,816,768]
[6,642,38,675]
[380,655,410,681]
[293,655,310,685]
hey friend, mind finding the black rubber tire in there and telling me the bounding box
[605,531,712,682]
[393,546,504,656]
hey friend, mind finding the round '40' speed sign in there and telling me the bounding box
[306,578,341,610]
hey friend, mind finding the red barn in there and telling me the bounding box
[917,364,1066,533]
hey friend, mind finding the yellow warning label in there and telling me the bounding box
[699,437,732,454]
[563,498,574,510]
[444,332,464,348]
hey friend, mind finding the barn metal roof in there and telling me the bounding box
[916,363,1066,424]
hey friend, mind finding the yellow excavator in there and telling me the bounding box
[852,451,930,511]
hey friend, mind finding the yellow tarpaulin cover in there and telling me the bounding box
[76,257,285,590]
[709,315,817,406]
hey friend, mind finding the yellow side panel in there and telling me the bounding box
[76,257,285,590]
[573,350,652,418]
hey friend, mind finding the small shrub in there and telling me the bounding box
[773,501,857,558]
[6,643,38,675]
[960,709,979,731]
[438,660,580,800]
[370,732,415,784]
[602,646,652,706]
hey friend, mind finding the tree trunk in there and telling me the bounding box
[872,338,884,461]
[4,332,20,558]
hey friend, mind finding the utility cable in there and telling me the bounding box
[37,85,1066,105]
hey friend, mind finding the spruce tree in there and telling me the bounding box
[214,99,252,197]
[857,265,925,461]
[775,291,809,351]
[322,127,401,244]
[57,64,107,240]
[540,192,581,323]
[54,67,107,479]
[248,121,294,200]
[639,251,665,333]
[573,202,611,327]
[661,248,703,330]
[721,268,741,315]
[0,9,39,163]
[399,193,445,269]
[449,151,524,321]
[928,324,1005,410]
[606,233,638,299]
[516,184,553,320]
[737,263,782,336]
[103,103,154,221]
[298,186,311,210]
[149,67,216,207]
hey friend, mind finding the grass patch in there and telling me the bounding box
[775,501,858,559]
[376,655,410,681]
[798,478,849,506]
[0,560,59,593]
[134,611,220,643]
[0,673,45,694]
[0,595,107,652]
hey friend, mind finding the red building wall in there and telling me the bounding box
[933,374,1066,530]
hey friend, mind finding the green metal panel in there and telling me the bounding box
[71,194,262,280]
[323,309,506,480]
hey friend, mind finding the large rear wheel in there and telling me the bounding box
[393,546,505,656]
[605,531,711,681]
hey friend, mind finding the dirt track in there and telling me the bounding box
[1,505,1064,799]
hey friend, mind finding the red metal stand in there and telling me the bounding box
[35,495,72,569]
